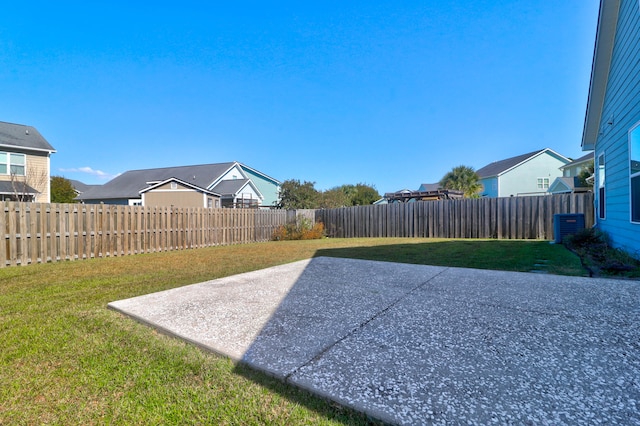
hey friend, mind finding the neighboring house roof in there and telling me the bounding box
[77,162,237,201]
[476,148,570,178]
[212,179,263,199]
[139,177,220,196]
[0,181,38,195]
[581,0,621,151]
[549,177,592,194]
[562,152,594,170]
[238,163,281,185]
[0,121,56,153]
[69,179,100,194]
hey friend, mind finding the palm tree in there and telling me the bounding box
[439,165,482,198]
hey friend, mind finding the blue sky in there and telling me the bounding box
[1,1,599,195]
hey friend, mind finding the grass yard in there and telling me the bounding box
[0,238,585,424]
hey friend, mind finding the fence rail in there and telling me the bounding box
[1,203,290,267]
[316,193,594,240]
[0,195,594,267]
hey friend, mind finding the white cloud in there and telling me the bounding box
[58,167,120,181]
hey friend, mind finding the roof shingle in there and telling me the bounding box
[77,162,236,200]
[0,121,56,152]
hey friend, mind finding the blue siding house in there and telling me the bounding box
[239,164,281,207]
[476,148,570,197]
[581,0,640,255]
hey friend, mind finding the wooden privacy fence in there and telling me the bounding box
[316,193,594,240]
[1,202,291,267]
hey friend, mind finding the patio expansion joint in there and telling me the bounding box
[281,267,452,383]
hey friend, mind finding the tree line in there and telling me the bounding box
[277,180,381,209]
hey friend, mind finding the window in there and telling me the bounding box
[537,177,550,189]
[170,182,178,190]
[630,123,640,222]
[598,153,606,219]
[0,152,26,176]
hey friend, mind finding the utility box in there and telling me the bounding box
[553,213,585,244]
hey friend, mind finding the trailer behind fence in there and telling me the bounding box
[316,193,594,240]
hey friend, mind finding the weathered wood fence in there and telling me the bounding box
[316,193,594,240]
[0,202,294,267]
[0,195,594,267]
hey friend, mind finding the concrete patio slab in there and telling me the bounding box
[108,257,640,425]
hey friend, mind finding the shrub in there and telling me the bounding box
[563,228,640,278]
[272,216,325,241]
[564,228,609,250]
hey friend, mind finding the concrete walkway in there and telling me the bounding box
[108,257,640,425]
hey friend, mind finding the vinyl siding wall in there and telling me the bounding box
[241,167,280,207]
[595,0,640,253]
[563,162,588,177]
[0,151,51,203]
[219,165,245,181]
[142,182,219,208]
[233,183,261,202]
[498,153,568,197]
[480,177,498,197]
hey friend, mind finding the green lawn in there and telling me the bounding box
[0,238,585,425]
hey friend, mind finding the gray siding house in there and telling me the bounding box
[581,0,640,254]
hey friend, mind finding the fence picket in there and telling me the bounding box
[0,195,593,268]
[319,194,594,240]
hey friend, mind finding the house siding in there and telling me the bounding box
[219,165,245,182]
[241,167,280,207]
[498,153,568,197]
[233,183,261,202]
[563,161,590,177]
[480,177,499,197]
[142,182,220,208]
[595,0,640,253]
[0,150,51,202]
[144,190,209,208]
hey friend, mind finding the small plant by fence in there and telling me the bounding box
[316,193,594,240]
[0,202,293,267]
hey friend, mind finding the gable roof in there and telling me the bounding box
[581,0,621,150]
[77,162,236,201]
[69,179,99,194]
[476,148,570,178]
[139,177,220,196]
[239,163,281,185]
[0,121,56,153]
[549,176,592,193]
[211,179,263,199]
[561,152,594,170]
